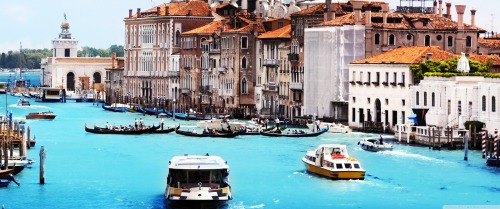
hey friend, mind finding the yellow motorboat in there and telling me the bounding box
[302,144,365,180]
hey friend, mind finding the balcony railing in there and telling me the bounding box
[181,88,191,94]
[264,83,277,91]
[167,71,180,77]
[263,59,280,66]
[288,53,299,62]
[218,67,227,73]
[290,82,303,90]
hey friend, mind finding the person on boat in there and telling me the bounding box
[192,128,196,133]
[134,118,138,129]
[379,135,384,144]
[105,122,110,130]
[139,118,144,128]
[160,118,164,130]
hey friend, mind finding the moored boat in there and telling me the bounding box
[302,144,365,180]
[175,128,240,138]
[196,118,246,131]
[150,126,179,134]
[260,127,329,137]
[164,154,232,207]
[26,111,56,120]
[358,136,393,152]
[306,121,351,133]
[84,124,158,135]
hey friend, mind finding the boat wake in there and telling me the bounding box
[10,104,49,109]
[378,150,445,163]
[228,202,265,209]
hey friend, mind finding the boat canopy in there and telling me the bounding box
[169,155,229,170]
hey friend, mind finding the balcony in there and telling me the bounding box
[218,67,227,73]
[290,82,303,90]
[167,71,180,77]
[210,48,220,53]
[382,81,388,86]
[263,83,277,92]
[390,82,397,86]
[181,88,191,94]
[371,81,380,86]
[288,53,299,62]
[263,59,280,66]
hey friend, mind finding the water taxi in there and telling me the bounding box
[164,154,232,208]
[196,118,245,131]
[26,111,56,120]
[306,121,351,133]
[358,136,393,152]
[302,144,365,180]
[17,98,30,106]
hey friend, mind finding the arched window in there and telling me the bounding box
[493,96,496,112]
[482,95,487,111]
[93,72,101,84]
[425,35,431,46]
[466,36,472,47]
[375,33,380,45]
[447,36,453,47]
[241,78,248,94]
[431,92,435,107]
[416,91,420,106]
[389,34,395,45]
[241,57,247,69]
[175,30,181,46]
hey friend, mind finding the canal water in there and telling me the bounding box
[0,73,499,209]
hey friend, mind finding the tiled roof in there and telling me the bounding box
[351,46,456,64]
[225,22,266,33]
[291,1,385,16]
[319,12,484,31]
[52,58,112,64]
[291,3,325,15]
[469,54,500,66]
[478,38,500,50]
[257,25,291,39]
[131,1,212,18]
[183,21,228,35]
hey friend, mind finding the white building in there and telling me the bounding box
[304,25,365,118]
[40,19,110,95]
[348,46,457,129]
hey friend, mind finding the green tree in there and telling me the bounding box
[109,45,124,57]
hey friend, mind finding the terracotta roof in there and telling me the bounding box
[351,46,456,64]
[258,25,291,39]
[291,3,325,15]
[319,12,484,31]
[131,1,212,18]
[469,54,500,66]
[291,1,385,16]
[479,38,500,50]
[182,21,228,35]
[52,58,112,64]
[225,22,266,33]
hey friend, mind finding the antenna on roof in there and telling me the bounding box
[492,13,495,33]
[151,0,156,7]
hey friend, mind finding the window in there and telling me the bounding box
[466,36,472,47]
[416,91,420,106]
[447,36,453,47]
[458,100,462,115]
[376,72,380,83]
[482,95,486,111]
[436,35,442,41]
[393,72,397,83]
[385,98,389,105]
[448,100,451,115]
[389,34,395,45]
[352,108,356,122]
[402,99,405,106]
[493,96,497,112]
[352,71,356,81]
[375,34,380,45]
[241,57,247,68]
[407,34,412,40]
[367,72,371,83]
[401,72,405,86]
[241,37,248,49]
[278,22,283,28]
[385,72,389,83]
[175,30,181,45]
[424,92,427,106]
[425,35,431,46]
[431,92,435,107]
[353,97,356,103]
[241,78,248,94]
[64,48,70,57]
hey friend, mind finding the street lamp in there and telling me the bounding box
[173,98,176,121]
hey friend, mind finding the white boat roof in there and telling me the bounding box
[169,155,229,170]
[317,144,347,149]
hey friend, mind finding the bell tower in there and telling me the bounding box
[52,15,78,58]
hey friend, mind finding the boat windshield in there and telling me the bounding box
[168,169,229,189]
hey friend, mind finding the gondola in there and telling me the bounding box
[84,123,158,135]
[240,126,288,135]
[175,128,240,138]
[101,103,128,112]
[150,125,179,134]
[260,127,329,137]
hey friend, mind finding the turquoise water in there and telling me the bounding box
[0,75,499,209]
[0,71,41,86]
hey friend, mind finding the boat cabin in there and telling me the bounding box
[167,155,229,190]
[36,88,61,102]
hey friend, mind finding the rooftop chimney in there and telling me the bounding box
[157,6,161,16]
[365,3,372,27]
[381,3,389,28]
[165,6,169,15]
[221,19,226,31]
[129,9,133,18]
[438,0,443,15]
[351,0,364,25]
[112,52,116,69]
[187,9,192,16]
[137,8,141,18]
[445,2,451,19]
[426,53,433,60]
[471,9,476,28]
[324,0,332,22]
[433,0,437,14]
[455,5,466,30]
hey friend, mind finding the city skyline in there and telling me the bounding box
[0,0,498,52]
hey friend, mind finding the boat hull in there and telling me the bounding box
[302,160,365,180]
[165,186,231,209]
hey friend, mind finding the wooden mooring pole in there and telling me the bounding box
[39,146,46,184]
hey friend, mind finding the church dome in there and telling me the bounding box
[61,20,70,29]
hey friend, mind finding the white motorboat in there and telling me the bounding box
[196,118,246,131]
[358,136,393,152]
[16,98,30,106]
[302,144,365,180]
[306,121,351,133]
[165,154,232,207]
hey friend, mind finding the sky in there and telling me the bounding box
[0,0,498,52]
